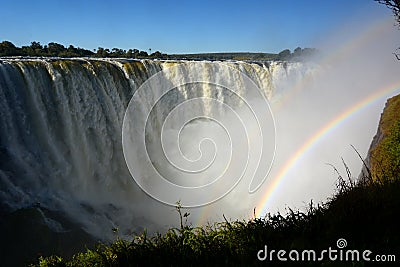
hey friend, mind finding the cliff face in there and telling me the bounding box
[361,94,400,183]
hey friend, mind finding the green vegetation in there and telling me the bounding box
[167,48,318,61]
[0,41,167,59]
[167,52,278,61]
[370,95,400,182]
[0,41,94,57]
[26,91,400,265]
[31,167,400,266]
[0,41,317,61]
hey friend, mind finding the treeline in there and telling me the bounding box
[0,41,167,58]
[0,40,317,61]
[277,47,318,61]
[167,48,319,61]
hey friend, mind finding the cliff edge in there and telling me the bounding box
[361,94,400,182]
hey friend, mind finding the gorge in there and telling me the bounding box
[0,57,399,265]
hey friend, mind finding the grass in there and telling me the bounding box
[369,95,400,182]
[31,165,400,267]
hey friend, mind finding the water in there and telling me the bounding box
[0,58,316,239]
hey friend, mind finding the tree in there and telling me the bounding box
[67,44,77,53]
[376,0,400,24]
[375,0,400,59]
[293,47,302,55]
[292,47,303,59]
[0,41,19,56]
[110,48,125,57]
[277,49,291,60]
[126,49,133,58]
[30,41,42,50]
[47,42,65,56]
[137,50,148,58]
[26,41,44,56]
[0,40,163,58]
[150,51,164,59]
[95,47,109,57]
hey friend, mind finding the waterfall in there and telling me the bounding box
[0,58,316,239]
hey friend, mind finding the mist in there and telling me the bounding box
[256,16,400,214]
[159,16,400,226]
[1,17,399,243]
[103,16,400,234]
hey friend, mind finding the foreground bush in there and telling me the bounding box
[32,171,400,267]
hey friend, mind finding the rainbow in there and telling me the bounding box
[256,81,400,217]
[254,15,400,217]
[193,15,399,224]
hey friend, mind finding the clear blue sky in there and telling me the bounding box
[0,0,393,54]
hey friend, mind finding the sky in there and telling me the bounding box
[0,0,394,54]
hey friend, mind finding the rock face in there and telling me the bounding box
[0,206,96,266]
[361,94,400,183]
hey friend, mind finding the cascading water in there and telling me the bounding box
[0,58,317,240]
